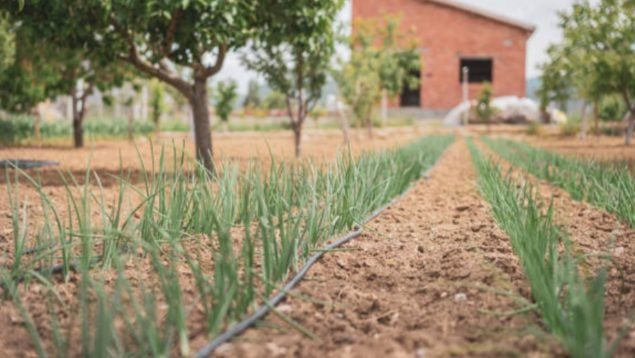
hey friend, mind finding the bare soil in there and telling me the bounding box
[477,139,635,357]
[208,139,561,357]
[209,138,635,358]
[1,129,635,357]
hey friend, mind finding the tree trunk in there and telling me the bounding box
[72,93,84,148]
[336,101,350,145]
[580,103,588,140]
[33,107,41,147]
[190,78,214,172]
[293,125,302,158]
[73,117,84,148]
[625,109,635,146]
[593,101,600,137]
[128,111,134,142]
[381,89,388,126]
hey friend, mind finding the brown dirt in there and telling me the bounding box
[476,138,635,356]
[2,129,635,356]
[492,130,635,170]
[0,128,428,260]
[207,139,562,357]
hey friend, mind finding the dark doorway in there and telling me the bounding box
[400,69,421,107]
[460,58,493,83]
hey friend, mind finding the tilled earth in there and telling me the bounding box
[2,132,635,357]
[211,140,552,357]
[210,138,635,358]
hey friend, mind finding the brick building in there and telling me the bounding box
[352,0,534,112]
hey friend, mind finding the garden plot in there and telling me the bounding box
[1,132,635,357]
[215,138,635,358]
[0,132,451,356]
[472,139,635,357]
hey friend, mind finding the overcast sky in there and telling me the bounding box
[215,0,587,93]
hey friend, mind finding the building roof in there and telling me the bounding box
[425,0,536,33]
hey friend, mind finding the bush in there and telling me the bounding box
[0,115,34,145]
[559,117,580,137]
[599,96,627,122]
[526,122,544,136]
[161,120,189,132]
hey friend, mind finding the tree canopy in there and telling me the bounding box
[334,18,420,137]
[243,0,343,157]
[540,0,635,143]
[214,79,238,123]
[2,0,260,170]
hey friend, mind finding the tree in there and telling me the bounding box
[242,79,262,110]
[0,11,13,72]
[149,79,166,134]
[546,0,635,144]
[334,19,420,138]
[0,17,63,145]
[243,0,343,157]
[263,91,287,111]
[0,8,131,148]
[3,1,258,171]
[473,82,496,131]
[214,79,238,124]
[537,44,575,122]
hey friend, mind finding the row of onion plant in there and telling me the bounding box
[468,139,614,358]
[1,135,453,356]
[483,137,635,228]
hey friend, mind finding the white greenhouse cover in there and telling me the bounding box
[443,96,561,126]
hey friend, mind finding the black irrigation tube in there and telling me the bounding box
[194,155,446,358]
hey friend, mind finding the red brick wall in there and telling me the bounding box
[352,0,531,110]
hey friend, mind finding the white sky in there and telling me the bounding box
[215,0,587,93]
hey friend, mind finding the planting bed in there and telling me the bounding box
[0,128,451,356]
[211,138,635,358]
[1,129,635,357]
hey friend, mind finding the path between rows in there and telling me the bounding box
[211,139,557,357]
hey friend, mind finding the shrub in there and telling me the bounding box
[526,122,544,136]
[558,117,580,137]
[0,116,155,145]
[599,95,626,122]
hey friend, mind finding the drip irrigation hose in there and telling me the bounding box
[194,160,445,358]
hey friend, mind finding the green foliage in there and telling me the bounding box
[473,82,496,124]
[3,136,453,355]
[243,0,343,155]
[0,11,14,72]
[537,44,575,112]
[469,140,610,358]
[214,79,238,123]
[263,91,287,110]
[540,0,635,141]
[149,80,166,130]
[599,95,627,121]
[0,116,155,145]
[526,122,543,136]
[0,10,128,114]
[242,80,262,109]
[558,116,581,137]
[334,18,420,132]
[484,137,635,228]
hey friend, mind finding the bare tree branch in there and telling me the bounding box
[202,44,228,78]
[162,9,183,58]
[123,43,193,98]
